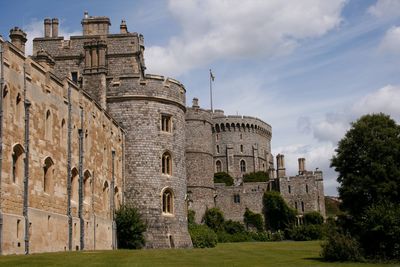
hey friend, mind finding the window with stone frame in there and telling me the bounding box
[162,188,174,214]
[43,157,54,193]
[45,110,52,140]
[161,114,172,132]
[233,194,240,203]
[216,160,222,173]
[12,144,24,184]
[216,145,220,154]
[162,152,172,175]
[71,168,79,203]
[240,160,246,173]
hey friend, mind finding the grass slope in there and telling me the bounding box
[0,241,397,267]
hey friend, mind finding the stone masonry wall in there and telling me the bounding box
[185,102,215,223]
[0,40,123,254]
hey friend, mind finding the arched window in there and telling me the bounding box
[240,144,243,153]
[216,160,222,173]
[103,181,109,209]
[43,157,54,193]
[162,152,172,175]
[240,160,246,173]
[83,170,91,203]
[162,188,174,214]
[71,168,79,203]
[45,110,52,140]
[12,144,24,184]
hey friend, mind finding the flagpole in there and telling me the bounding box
[209,69,213,112]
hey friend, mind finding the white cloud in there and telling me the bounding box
[352,84,400,120]
[313,112,350,144]
[146,0,347,76]
[368,0,400,19]
[24,19,80,56]
[379,26,400,54]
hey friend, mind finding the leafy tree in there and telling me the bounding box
[263,191,296,232]
[214,172,234,186]
[243,208,264,232]
[304,211,324,225]
[331,113,400,217]
[243,171,269,183]
[223,220,246,234]
[203,208,225,231]
[115,205,147,249]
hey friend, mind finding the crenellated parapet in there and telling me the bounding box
[212,110,272,139]
[106,74,186,110]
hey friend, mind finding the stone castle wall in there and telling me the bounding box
[0,38,124,254]
[32,14,192,249]
[279,171,326,216]
[214,182,269,222]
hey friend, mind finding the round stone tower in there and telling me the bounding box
[185,98,215,223]
[212,111,273,183]
[107,75,192,248]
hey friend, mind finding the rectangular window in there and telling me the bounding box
[288,185,291,194]
[233,194,240,203]
[301,201,305,212]
[161,115,172,132]
[71,72,78,83]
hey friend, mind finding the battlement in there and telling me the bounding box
[106,74,186,109]
[212,111,272,137]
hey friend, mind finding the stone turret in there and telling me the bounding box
[9,27,27,53]
[276,154,286,178]
[186,98,215,223]
[81,12,111,36]
[120,20,128,34]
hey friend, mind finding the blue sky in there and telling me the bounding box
[2,0,400,196]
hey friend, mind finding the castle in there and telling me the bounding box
[0,13,325,255]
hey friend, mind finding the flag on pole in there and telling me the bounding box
[210,69,215,81]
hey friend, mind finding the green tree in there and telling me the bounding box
[243,208,264,232]
[203,208,225,231]
[331,113,400,217]
[243,171,269,183]
[214,172,234,186]
[263,191,296,232]
[115,205,147,249]
[304,211,324,225]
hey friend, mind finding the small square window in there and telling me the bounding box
[161,115,172,132]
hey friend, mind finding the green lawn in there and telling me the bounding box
[0,241,397,267]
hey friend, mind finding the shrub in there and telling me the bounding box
[248,231,271,242]
[289,224,324,241]
[115,205,146,249]
[214,172,234,186]
[263,191,296,231]
[321,230,363,262]
[357,201,400,260]
[203,208,225,231]
[216,230,251,243]
[304,211,324,225]
[188,209,196,227]
[189,225,217,248]
[223,220,246,234]
[243,171,269,183]
[243,208,264,232]
[270,230,285,241]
